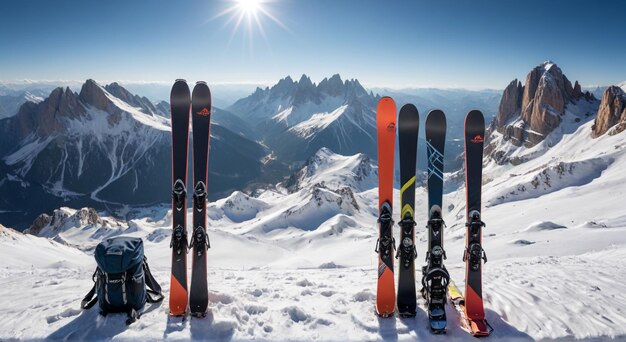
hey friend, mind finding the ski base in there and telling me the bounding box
[448,281,493,337]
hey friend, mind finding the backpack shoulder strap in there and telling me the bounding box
[143,258,164,303]
[81,269,99,309]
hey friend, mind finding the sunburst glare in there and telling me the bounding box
[211,0,289,50]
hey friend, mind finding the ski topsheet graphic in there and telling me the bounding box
[189,81,212,317]
[396,104,419,317]
[169,79,191,316]
[422,109,450,333]
[375,97,397,317]
[448,109,492,336]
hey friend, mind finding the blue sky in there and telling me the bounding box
[1,0,625,89]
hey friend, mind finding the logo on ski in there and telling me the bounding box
[387,122,395,131]
[196,107,210,116]
[470,135,484,143]
[378,263,387,278]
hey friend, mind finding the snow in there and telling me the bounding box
[289,105,349,139]
[3,134,54,177]
[271,96,345,127]
[619,80,626,92]
[4,102,626,339]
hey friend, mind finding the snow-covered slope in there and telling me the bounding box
[4,119,626,340]
[283,147,377,192]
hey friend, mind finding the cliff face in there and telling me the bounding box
[592,86,626,138]
[493,61,595,147]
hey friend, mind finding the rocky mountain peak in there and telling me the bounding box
[298,74,314,88]
[494,79,523,129]
[492,61,591,147]
[12,85,84,137]
[592,85,626,138]
[318,74,344,96]
[293,74,318,104]
[79,79,110,111]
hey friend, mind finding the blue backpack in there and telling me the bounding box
[81,237,163,324]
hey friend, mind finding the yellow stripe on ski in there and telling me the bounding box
[448,280,464,301]
[401,203,414,218]
[400,176,416,195]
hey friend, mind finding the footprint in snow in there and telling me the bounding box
[244,304,267,315]
[282,306,310,323]
[209,292,235,305]
[296,278,314,287]
[353,290,375,302]
[511,239,535,246]
[46,308,81,324]
[249,288,264,297]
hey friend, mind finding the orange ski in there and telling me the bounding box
[375,97,397,317]
[448,280,493,336]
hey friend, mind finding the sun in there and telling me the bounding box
[236,0,261,14]
[211,0,289,48]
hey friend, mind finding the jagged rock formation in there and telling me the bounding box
[592,86,626,138]
[228,74,379,161]
[24,207,102,236]
[492,61,595,147]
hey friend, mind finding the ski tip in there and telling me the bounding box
[174,79,187,83]
[426,109,446,121]
[399,102,418,112]
[465,109,485,123]
[195,81,207,85]
[378,96,396,106]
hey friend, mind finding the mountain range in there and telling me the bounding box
[1,67,625,231]
[228,74,380,162]
[0,80,270,229]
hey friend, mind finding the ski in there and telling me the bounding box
[448,280,493,336]
[189,81,212,317]
[448,109,492,336]
[169,79,191,316]
[396,104,419,317]
[375,96,397,317]
[421,109,450,333]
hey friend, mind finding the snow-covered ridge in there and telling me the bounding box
[289,105,349,138]
[283,147,377,193]
[24,207,127,250]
